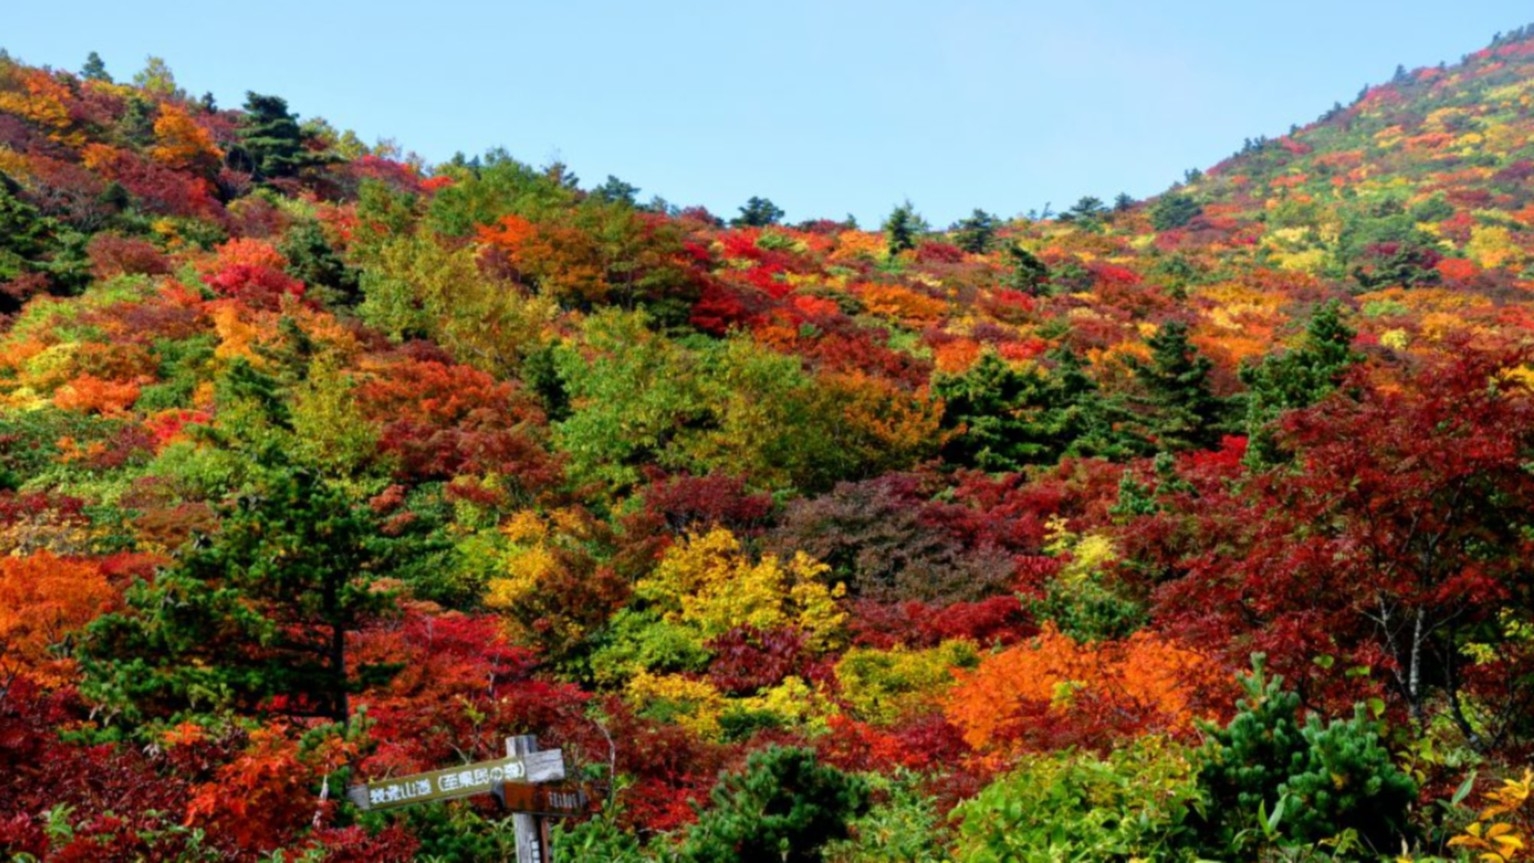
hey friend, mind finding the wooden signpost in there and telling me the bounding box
[345,735,595,862]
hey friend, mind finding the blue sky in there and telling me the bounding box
[6,2,1531,226]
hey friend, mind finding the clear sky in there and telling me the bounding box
[6,2,1532,227]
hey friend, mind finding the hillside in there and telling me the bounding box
[2,27,1534,860]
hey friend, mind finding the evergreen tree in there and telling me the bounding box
[1130,320,1229,452]
[0,172,51,282]
[1150,193,1202,231]
[935,349,1140,471]
[233,92,313,180]
[81,462,402,725]
[680,746,869,863]
[1196,656,1417,857]
[1004,242,1050,294]
[951,208,999,253]
[732,196,785,227]
[882,200,925,255]
[81,51,111,82]
[279,220,361,307]
[1240,300,1360,465]
[592,174,641,206]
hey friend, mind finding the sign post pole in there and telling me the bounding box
[509,734,549,863]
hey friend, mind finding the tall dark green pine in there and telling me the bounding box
[81,51,111,82]
[1050,347,1144,461]
[1131,319,1229,452]
[679,746,869,863]
[234,92,312,180]
[0,172,51,283]
[81,463,399,725]
[1240,300,1360,465]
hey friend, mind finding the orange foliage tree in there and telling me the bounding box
[0,551,116,684]
[944,625,1228,755]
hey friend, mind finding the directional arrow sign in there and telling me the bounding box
[346,748,566,812]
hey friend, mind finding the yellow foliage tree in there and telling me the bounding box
[637,526,846,650]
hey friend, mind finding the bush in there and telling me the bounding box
[1195,655,1417,858]
[952,736,1202,862]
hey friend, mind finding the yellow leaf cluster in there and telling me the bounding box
[1449,770,1534,863]
[835,640,978,725]
[637,527,845,649]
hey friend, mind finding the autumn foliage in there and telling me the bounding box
[7,29,1534,860]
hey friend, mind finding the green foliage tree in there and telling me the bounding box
[81,51,111,82]
[935,350,1139,471]
[951,208,1000,254]
[1195,656,1418,858]
[1003,242,1050,294]
[1060,195,1108,229]
[592,175,641,207]
[233,93,315,181]
[1129,320,1229,452]
[1240,300,1360,464]
[279,220,361,307]
[882,200,926,256]
[1150,193,1202,231]
[81,462,402,725]
[953,737,1202,862]
[679,746,869,863]
[822,772,950,863]
[425,149,575,238]
[732,196,785,228]
[132,55,181,99]
[0,172,52,283]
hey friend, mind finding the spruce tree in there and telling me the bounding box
[1240,300,1359,465]
[234,92,313,180]
[882,200,924,255]
[951,208,999,253]
[731,196,784,227]
[82,463,401,725]
[81,51,111,82]
[1130,319,1229,452]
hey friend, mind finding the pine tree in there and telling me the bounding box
[1004,242,1050,294]
[233,92,314,180]
[882,200,925,255]
[82,462,402,725]
[1130,320,1229,452]
[1196,656,1417,856]
[732,196,784,227]
[1240,300,1360,465]
[81,51,111,82]
[951,208,999,253]
[680,746,868,863]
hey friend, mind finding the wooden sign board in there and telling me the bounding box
[346,748,566,812]
[493,782,604,817]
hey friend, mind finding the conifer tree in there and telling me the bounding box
[951,208,999,253]
[1130,320,1229,452]
[882,200,924,255]
[82,463,401,725]
[81,51,111,82]
[679,746,868,863]
[233,92,314,180]
[1240,300,1360,465]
